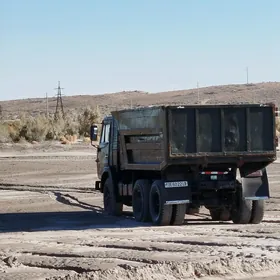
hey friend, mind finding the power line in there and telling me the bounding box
[54,81,65,120]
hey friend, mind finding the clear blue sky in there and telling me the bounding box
[0,0,279,101]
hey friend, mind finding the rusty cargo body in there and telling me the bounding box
[113,104,276,171]
[91,103,277,227]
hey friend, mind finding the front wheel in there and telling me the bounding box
[103,178,123,216]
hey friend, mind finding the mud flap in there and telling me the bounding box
[242,169,269,200]
[163,181,192,205]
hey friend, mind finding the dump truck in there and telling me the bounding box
[90,103,277,226]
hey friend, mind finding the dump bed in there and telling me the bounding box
[112,104,277,170]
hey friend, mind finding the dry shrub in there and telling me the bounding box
[83,137,91,143]
[63,134,78,143]
[66,134,78,142]
[78,106,100,137]
[19,114,50,142]
[59,136,70,145]
[46,111,80,140]
[7,120,21,142]
[276,118,280,133]
[0,123,11,143]
[0,107,100,143]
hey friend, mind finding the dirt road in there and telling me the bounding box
[0,147,280,280]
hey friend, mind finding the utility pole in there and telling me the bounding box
[46,92,49,118]
[54,81,65,120]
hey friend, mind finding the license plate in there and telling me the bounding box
[164,181,188,188]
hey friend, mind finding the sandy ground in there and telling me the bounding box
[0,145,280,280]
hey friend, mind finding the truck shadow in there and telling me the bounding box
[0,190,233,233]
[0,210,232,233]
[0,210,142,233]
[52,191,103,211]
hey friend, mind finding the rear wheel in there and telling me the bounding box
[231,186,252,224]
[149,180,172,226]
[250,200,265,224]
[103,178,123,216]
[132,179,151,222]
[171,204,186,225]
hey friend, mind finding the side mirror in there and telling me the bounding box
[90,125,98,148]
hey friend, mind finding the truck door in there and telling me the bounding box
[96,120,111,179]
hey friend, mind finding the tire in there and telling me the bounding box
[231,187,252,224]
[250,200,265,224]
[149,180,172,226]
[103,178,123,216]
[210,208,231,221]
[171,204,186,225]
[132,179,151,222]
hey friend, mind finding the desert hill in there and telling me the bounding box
[1,82,280,119]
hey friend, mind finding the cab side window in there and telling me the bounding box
[100,123,111,144]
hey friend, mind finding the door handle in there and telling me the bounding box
[95,159,100,163]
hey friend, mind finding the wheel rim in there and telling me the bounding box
[150,188,160,220]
